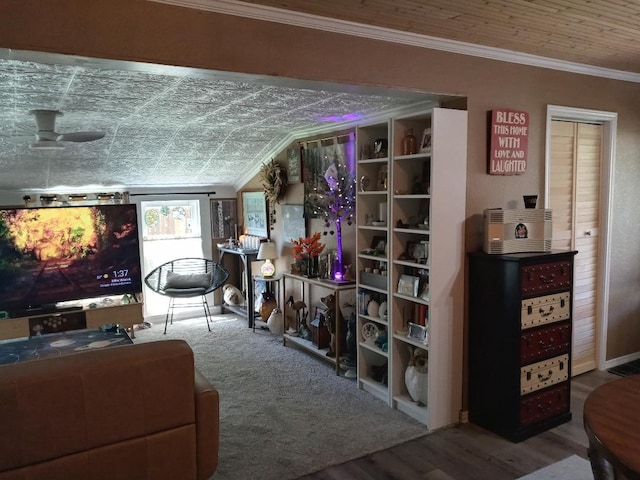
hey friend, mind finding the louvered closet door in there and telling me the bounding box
[550,120,602,376]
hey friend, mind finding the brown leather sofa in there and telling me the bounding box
[0,339,219,480]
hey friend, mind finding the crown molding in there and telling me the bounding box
[150,0,640,84]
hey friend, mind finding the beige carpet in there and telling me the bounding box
[133,315,429,480]
[518,455,592,480]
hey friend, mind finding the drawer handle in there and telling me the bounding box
[537,401,554,413]
[538,370,553,382]
[539,306,555,317]
[539,274,556,284]
[538,337,555,349]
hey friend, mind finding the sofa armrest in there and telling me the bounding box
[194,368,220,480]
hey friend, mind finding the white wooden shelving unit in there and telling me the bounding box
[355,107,467,430]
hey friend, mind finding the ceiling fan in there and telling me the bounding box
[22,109,106,150]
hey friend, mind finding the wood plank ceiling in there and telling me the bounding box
[241,0,640,74]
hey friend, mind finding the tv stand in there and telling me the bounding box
[12,304,84,318]
[0,298,143,341]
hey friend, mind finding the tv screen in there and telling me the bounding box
[0,204,143,316]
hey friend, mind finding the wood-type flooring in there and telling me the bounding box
[298,369,616,479]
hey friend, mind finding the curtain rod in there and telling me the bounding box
[129,191,217,197]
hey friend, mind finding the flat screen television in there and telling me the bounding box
[0,204,143,317]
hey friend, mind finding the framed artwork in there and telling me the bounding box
[406,241,428,262]
[210,198,237,240]
[282,204,306,244]
[419,128,432,153]
[397,274,419,297]
[303,135,356,218]
[376,164,388,191]
[408,322,428,343]
[287,147,302,183]
[241,190,268,238]
[371,235,387,253]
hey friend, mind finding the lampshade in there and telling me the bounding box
[257,242,277,260]
[257,242,278,277]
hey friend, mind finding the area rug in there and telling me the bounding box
[608,358,640,376]
[133,315,429,480]
[517,455,592,480]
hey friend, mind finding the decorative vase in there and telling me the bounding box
[260,291,277,321]
[404,346,428,406]
[266,307,284,334]
[402,128,417,155]
[367,299,380,318]
[378,301,388,319]
[306,256,319,278]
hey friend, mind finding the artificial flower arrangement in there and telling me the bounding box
[291,232,325,260]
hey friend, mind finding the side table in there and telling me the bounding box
[218,247,259,328]
[282,273,356,375]
[253,274,282,332]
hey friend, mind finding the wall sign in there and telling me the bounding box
[488,109,529,175]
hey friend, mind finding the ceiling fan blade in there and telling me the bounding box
[57,131,105,142]
[30,140,65,150]
[3,135,35,144]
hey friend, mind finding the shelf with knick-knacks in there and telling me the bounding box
[355,106,467,430]
[357,288,389,402]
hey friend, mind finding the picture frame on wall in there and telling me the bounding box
[286,146,302,183]
[282,204,306,244]
[241,190,269,238]
[210,198,238,240]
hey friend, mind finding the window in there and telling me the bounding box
[141,200,204,319]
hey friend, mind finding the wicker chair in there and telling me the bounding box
[144,258,229,334]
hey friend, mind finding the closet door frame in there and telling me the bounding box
[544,105,617,371]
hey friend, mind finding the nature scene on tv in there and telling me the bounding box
[0,205,142,312]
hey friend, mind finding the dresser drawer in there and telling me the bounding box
[521,260,572,296]
[520,354,569,395]
[519,383,570,426]
[521,292,571,329]
[521,323,571,364]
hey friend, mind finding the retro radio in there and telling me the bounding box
[483,208,552,254]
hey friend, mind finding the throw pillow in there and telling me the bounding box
[165,271,212,289]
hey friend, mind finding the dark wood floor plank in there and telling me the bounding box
[298,369,618,480]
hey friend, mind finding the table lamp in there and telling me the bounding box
[257,241,278,278]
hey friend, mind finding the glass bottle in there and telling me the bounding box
[402,128,417,155]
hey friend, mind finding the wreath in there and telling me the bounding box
[259,158,288,204]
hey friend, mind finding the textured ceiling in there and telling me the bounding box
[0,52,440,193]
[4,0,639,193]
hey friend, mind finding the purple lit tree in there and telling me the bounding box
[319,159,356,281]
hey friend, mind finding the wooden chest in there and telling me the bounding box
[469,250,577,442]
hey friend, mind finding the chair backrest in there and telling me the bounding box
[145,258,229,296]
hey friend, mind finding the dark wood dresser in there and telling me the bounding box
[468,250,577,442]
